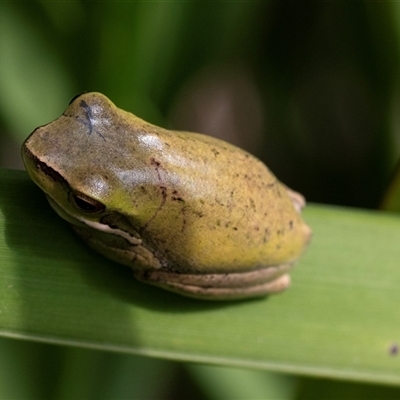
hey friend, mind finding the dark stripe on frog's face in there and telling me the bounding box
[22,146,68,187]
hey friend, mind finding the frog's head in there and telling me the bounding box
[21,92,160,231]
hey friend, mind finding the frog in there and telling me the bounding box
[21,92,312,300]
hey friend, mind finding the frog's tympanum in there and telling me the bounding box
[22,92,311,300]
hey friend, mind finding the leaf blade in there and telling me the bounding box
[1,168,400,385]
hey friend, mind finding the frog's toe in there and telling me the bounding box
[284,186,306,213]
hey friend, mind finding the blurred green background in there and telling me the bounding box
[2,1,400,399]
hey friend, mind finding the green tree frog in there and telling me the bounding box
[22,92,311,300]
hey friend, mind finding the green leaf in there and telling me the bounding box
[1,168,400,386]
[187,364,296,400]
[0,3,74,142]
[380,161,400,212]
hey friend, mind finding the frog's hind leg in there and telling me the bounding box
[133,262,294,300]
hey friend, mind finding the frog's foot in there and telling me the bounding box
[284,185,306,213]
[133,262,294,300]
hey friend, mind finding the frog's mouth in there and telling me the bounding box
[46,194,144,249]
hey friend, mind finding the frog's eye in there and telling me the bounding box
[71,191,105,213]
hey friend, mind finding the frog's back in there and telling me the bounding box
[135,127,311,274]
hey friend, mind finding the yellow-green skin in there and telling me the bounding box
[22,92,311,300]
